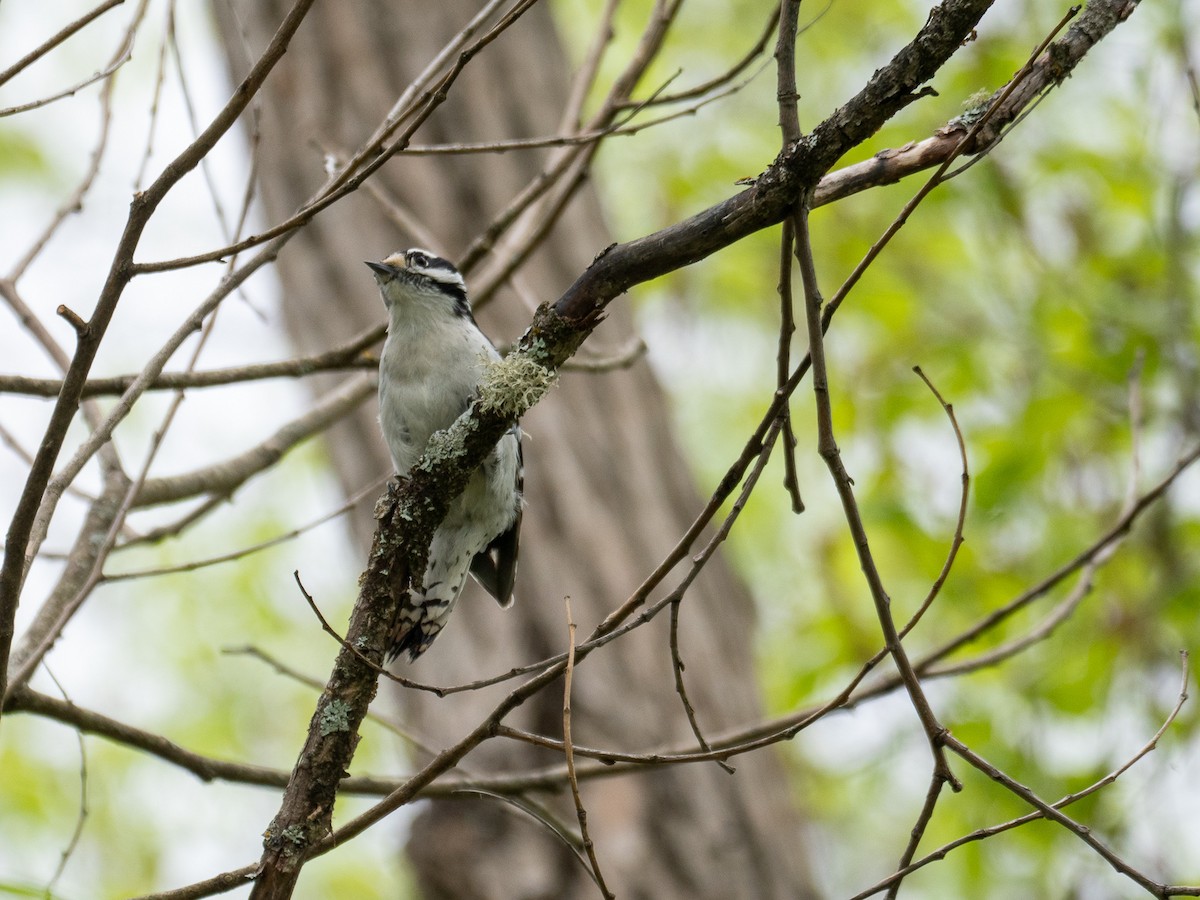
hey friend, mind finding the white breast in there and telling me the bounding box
[378,304,499,475]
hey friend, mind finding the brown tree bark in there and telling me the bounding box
[213,2,813,896]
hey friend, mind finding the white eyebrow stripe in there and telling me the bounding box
[422,268,465,287]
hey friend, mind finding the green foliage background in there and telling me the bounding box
[566,0,1200,895]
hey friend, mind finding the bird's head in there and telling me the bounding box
[366,249,471,318]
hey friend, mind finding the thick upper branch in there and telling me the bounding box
[550,0,995,326]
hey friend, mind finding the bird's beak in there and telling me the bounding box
[365,260,402,279]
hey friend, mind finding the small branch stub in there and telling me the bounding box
[56,304,89,338]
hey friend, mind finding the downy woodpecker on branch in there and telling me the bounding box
[367,249,523,661]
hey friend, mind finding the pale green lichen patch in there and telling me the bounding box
[320,699,352,736]
[478,351,559,418]
[417,414,478,473]
[953,88,995,126]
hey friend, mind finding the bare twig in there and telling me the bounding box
[130,866,260,900]
[943,732,1178,897]
[669,598,735,774]
[291,571,447,696]
[924,354,1148,680]
[222,645,448,755]
[795,204,958,789]
[920,441,1200,674]
[775,214,805,513]
[134,376,373,507]
[860,382,979,894]
[899,366,969,640]
[560,0,621,131]
[773,0,806,514]
[106,477,384,576]
[3,687,320,792]
[616,2,782,109]
[560,337,647,373]
[563,599,615,899]
[132,3,172,190]
[42,667,89,896]
[0,0,125,89]
[469,0,692,305]
[5,376,373,698]
[0,328,382,399]
[886,775,942,900]
[852,653,1193,898]
[0,54,130,119]
[822,5,1081,325]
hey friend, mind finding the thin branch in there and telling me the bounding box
[131,867,260,900]
[547,0,998,329]
[122,492,232,546]
[451,787,589,855]
[560,337,647,373]
[1,0,149,472]
[3,687,317,792]
[943,732,1181,897]
[5,0,146,282]
[924,357,1149,680]
[106,477,384,576]
[866,380,979,896]
[28,301,368,570]
[132,3,173,190]
[0,0,125,89]
[775,215,805,513]
[5,375,372,698]
[852,653,1193,898]
[0,328,382,398]
[223,645,450,756]
[822,4,1080,325]
[899,366,969,640]
[919,441,1200,673]
[6,472,132,695]
[887,774,943,900]
[563,599,615,899]
[42,668,89,896]
[772,0,805,514]
[469,0,692,303]
[668,598,734,774]
[0,55,130,119]
[559,0,621,131]
[795,204,957,788]
[718,441,1200,754]
[292,571,446,696]
[615,2,782,109]
[134,375,373,507]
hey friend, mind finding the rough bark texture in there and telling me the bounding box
[212,2,813,897]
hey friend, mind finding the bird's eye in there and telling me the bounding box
[407,251,429,269]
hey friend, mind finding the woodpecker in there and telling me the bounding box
[367,249,522,661]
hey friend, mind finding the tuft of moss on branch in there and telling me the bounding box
[478,350,559,418]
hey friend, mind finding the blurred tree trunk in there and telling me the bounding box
[213,2,813,897]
